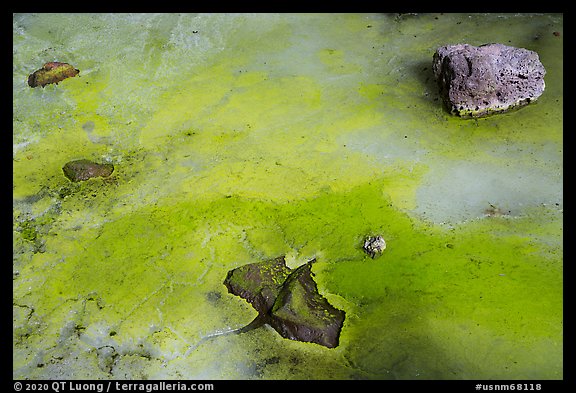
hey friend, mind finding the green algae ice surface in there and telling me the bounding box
[13,13,562,380]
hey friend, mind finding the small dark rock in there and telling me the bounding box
[62,159,114,182]
[432,43,546,118]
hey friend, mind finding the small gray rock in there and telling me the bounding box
[432,43,546,118]
[363,235,386,258]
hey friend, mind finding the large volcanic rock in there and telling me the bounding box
[432,43,546,118]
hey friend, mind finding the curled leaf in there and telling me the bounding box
[224,257,345,348]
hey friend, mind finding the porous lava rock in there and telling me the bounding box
[363,235,387,259]
[432,43,546,118]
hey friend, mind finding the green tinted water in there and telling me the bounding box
[13,13,562,379]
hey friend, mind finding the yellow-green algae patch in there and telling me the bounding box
[323,204,562,379]
[14,179,562,379]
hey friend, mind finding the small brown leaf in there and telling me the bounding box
[28,62,79,88]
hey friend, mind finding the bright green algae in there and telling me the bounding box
[13,13,562,379]
[13,182,562,379]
